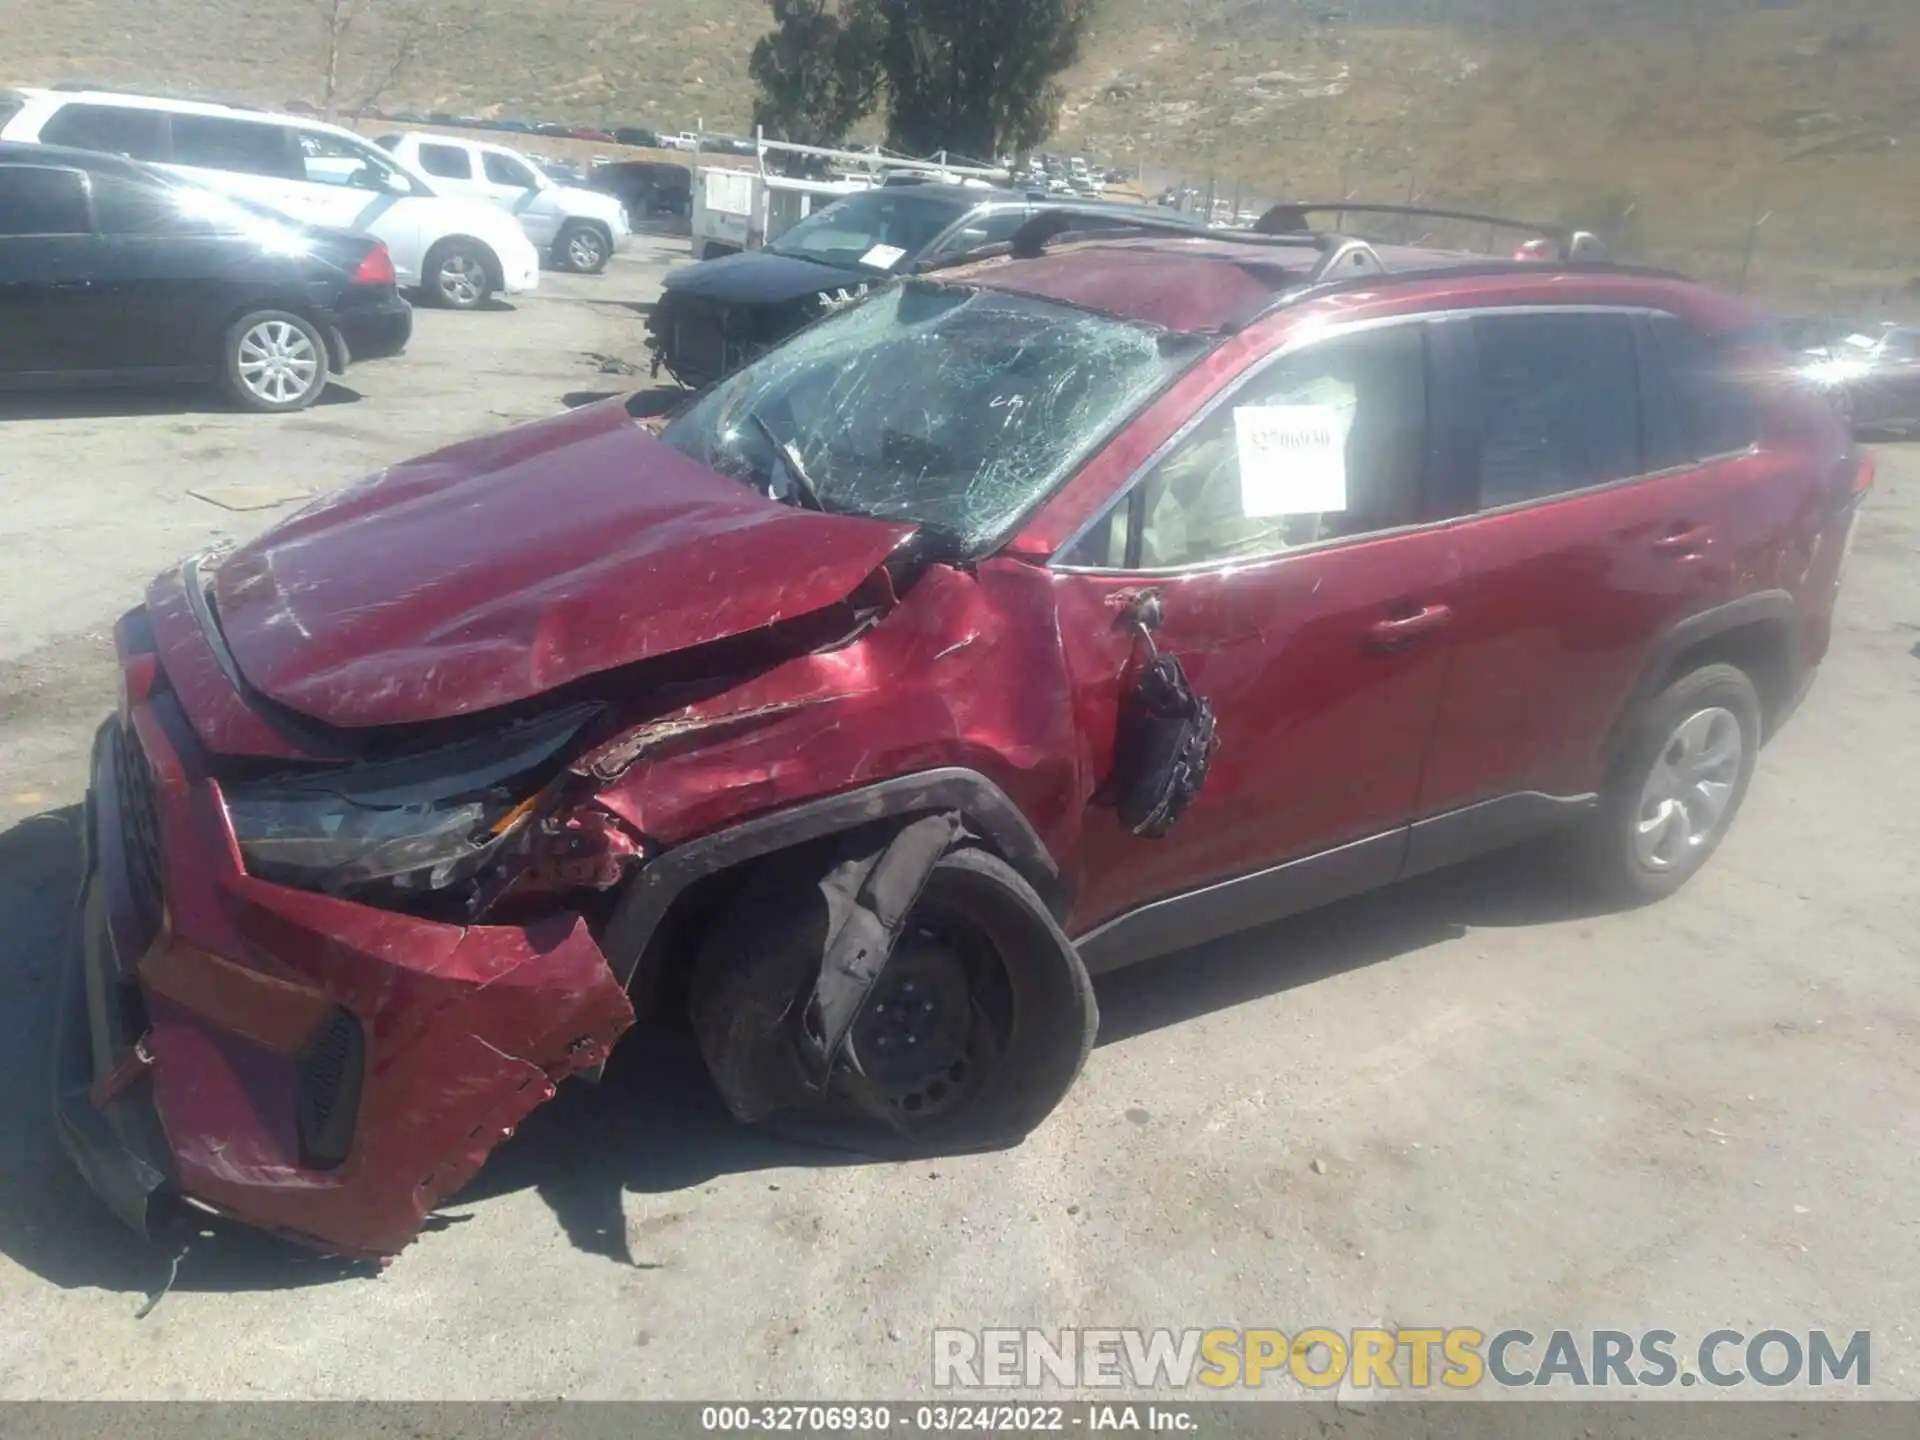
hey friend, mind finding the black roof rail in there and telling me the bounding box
[1250,201,1611,264]
[1006,207,1210,259]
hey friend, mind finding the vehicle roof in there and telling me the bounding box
[400,130,538,162]
[18,86,362,141]
[941,232,1747,335]
[0,136,153,178]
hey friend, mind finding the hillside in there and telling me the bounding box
[5,0,1915,301]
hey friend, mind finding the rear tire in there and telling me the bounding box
[1584,663,1762,904]
[423,238,496,309]
[218,310,329,413]
[689,846,1096,1156]
[556,222,611,274]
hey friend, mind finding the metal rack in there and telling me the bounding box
[1000,198,1615,286]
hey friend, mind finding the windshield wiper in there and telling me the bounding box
[744,409,828,513]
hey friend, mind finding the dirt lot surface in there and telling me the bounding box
[1,238,1916,1400]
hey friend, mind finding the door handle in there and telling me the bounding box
[1364,603,1453,653]
[1651,524,1712,556]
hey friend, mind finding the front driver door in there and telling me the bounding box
[1048,319,1465,965]
[481,149,556,247]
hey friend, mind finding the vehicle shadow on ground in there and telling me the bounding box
[464,840,1616,1265]
[0,802,1613,1294]
[0,383,362,422]
[562,386,684,416]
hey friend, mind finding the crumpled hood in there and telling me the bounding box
[200,399,914,728]
[663,248,870,306]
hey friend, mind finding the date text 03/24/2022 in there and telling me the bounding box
[699,1405,1196,1432]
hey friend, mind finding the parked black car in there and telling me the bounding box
[647,185,1193,389]
[1785,316,1920,436]
[590,159,692,225]
[613,126,660,148]
[0,141,410,412]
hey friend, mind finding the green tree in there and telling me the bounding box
[874,0,1095,160]
[748,0,883,148]
[747,0,1095,161]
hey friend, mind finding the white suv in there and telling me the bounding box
[376,131,629,274]
[0,88,541,309]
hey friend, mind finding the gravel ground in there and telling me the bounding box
[1,239,1916,1400]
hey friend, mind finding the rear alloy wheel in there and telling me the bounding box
[427,241,495,309]
[1587,663,1762,904]
[221,311,329,413]
[559,223,610,274]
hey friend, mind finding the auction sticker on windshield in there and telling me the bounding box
[861,243,909,269]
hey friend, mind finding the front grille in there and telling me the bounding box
[664,295,729,384]
[111,721,165,956]
[295,1008,365,1168]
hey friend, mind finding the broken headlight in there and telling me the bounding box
[225,705,597,899]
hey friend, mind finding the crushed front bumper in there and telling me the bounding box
[56,615,635,1259]
[52,722,177,1239]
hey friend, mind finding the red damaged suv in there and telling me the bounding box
[60,205,1870,1260]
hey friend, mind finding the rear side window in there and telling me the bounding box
[483,151,537,188]
[40,103,170,161]
[1471,312,1641,507]
[925,207,1031,261]
[171,114,301,179]
[90,172,235,236]
[0,165,91,236]
[1648,315,1761,464]
[416,142,472,179]
[1883,330,1920,362]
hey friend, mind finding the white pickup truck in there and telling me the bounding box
[377,131,630,273]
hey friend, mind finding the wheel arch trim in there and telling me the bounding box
[1604,589,1800,767]
[599,767,1064,996]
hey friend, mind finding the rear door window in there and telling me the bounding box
[1469,312,1642,507]
[90,172,239,236]
[483,151,538,188]
[1646,315,1761,465]
[416,142,473,180]
[170,114,302,179]
[40,103,170,161]
[0,165,91,236]
[1882,330,1920,362]
[925,207,1030,262]
[296,129,406,191]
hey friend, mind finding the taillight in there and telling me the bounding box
[1850,448,1877,498]
[351,243,396,286]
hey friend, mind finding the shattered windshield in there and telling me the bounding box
[765,189,974,271]
[660,282,1202,551]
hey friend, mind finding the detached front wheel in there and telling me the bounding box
[691,847,1097,1155]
